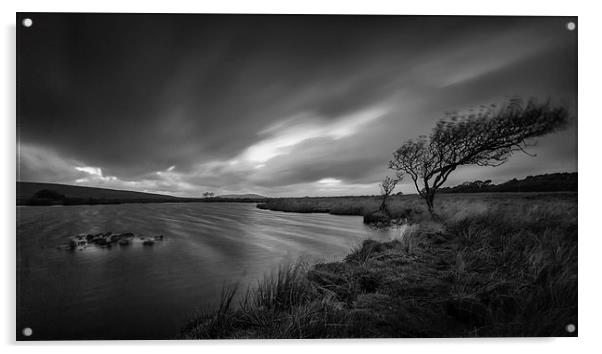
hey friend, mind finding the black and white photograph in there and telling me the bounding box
[16,13,577,340]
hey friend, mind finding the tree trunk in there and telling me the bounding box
[379,195,388,213]
[425,191,435,216]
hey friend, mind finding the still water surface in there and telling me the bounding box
[17,202,394,340]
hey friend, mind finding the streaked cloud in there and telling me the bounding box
[317,178,342,185]
[17,16,576,197]
[241,106,388,165]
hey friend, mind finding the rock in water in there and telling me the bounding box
[92,237,108,246]
[363,210,391,225]
[63,231,163,249]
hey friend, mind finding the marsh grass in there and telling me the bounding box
[182,193,577,338]
[257,192,575,226]
[180,264,352,339]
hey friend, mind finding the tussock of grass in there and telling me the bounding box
[182,193,577,338]
[180,265,351,339]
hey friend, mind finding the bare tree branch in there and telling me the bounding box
[388,97,569,214]
[379,176,398,213]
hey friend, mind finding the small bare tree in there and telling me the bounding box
[379,176,398,213]
[389,98,569,215]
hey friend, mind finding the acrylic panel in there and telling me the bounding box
[16,13,577,340]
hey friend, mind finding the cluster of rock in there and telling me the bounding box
[67,232,164,249]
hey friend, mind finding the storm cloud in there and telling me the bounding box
[17,14,577,197]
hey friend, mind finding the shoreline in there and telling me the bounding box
[17,198,268,207]
[256,191,577,218]
[181,193,577,338]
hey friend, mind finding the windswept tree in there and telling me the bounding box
[389,98,569,215]
[379,176,398,213]
[203,192,215,198]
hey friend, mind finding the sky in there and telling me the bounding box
[17,14,577,197]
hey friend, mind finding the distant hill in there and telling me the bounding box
[217,194,267,199]
[17,182,186,205]
[438,172,577,194]
[17,182,270,206]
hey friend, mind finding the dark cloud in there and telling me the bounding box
[18,14,577,196]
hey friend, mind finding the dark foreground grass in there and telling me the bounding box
[181,194,577,338]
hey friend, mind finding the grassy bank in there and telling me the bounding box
[257,192,576,220]
[181,193,577,338]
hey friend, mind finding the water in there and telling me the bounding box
[17,202,394,340]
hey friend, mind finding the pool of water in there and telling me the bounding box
[17,202,396,340]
